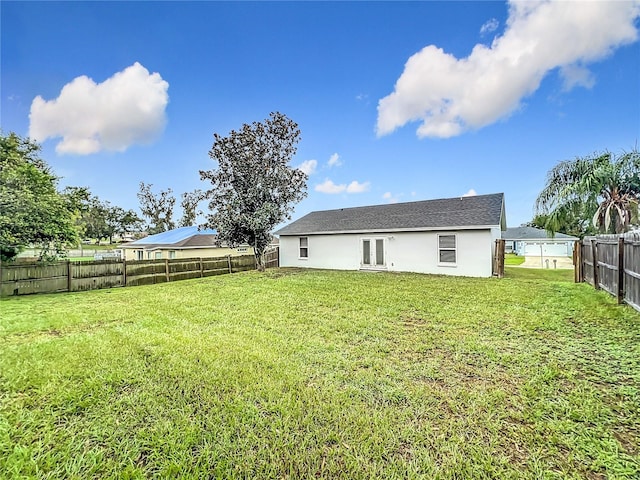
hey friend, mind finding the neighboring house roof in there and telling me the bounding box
[121,226,219,250]
[275,193,505,236]
[502,226,578,241]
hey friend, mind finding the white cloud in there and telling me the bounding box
[315,178,370,194]
[462,189,477,197]
[29,62,169,155]
[377,0,640,139]
[560,64,595,91]
[346,180,370,193]
[383,192,400,204]
[315,179,346,194]
[480,18,499,36]
[328,153,341,167]
[297,159,317,175]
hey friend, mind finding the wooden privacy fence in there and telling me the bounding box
[0,254,259,297]
[263,246,279,269]
[575,233,640,312]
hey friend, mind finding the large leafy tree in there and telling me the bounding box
[0,132,79,261]
[112,207,144,241]
[535,150,640,236]
[137,182,176,234]
[179,189,204,227]
[200,112,307,269]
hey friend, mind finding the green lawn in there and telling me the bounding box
[505,253,525,265]
[1,268,638,479]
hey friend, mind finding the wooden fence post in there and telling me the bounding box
[573,241,582,283]
[199,257,203,277]
[165,258,170,282]
[493,239,505,278]
[122,258,127,286]
[227,255,232,274]
[499,239,502,276]
[591,239,599,290]
[67,260,72,292]
[617,237,625,304]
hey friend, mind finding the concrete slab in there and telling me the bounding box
[518,255,574,269]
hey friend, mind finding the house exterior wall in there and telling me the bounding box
[122,246,253,261]
[279,229,496,277]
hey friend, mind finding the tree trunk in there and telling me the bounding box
[254,235,264,271]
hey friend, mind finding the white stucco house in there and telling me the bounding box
[502,226,578,256]
[274,193,506,277]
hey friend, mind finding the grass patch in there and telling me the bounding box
[505,266,574,282]
[505,253,526,266]
[1,269,638,478]
[78,243,122,250]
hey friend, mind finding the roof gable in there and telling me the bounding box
[502,226,578,241]
[275,193,505,236]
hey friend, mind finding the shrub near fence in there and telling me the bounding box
[576,233,640,312]
[0,254,259,297]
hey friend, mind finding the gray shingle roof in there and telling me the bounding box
[275,193,505,236]
[502,226,578,241]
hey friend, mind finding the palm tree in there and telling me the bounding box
[535,150,640,235]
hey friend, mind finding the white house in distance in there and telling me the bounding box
[120,226,253,261]
[502,226,578,256]
[275,193,506,277]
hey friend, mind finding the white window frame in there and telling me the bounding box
[136,250,143,261]
[299,237,308,259]
[154,251,162,260]
[437,234,457,266]
[168,250,176,259]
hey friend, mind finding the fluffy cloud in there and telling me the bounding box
[377,1,640,139]
[29,62,169,155]
[297,159,317,175]
[328,153,341,167]
[383,192,400,204]
[315,179,370,194]
[315,179,345,194]
[462,189,477,197]
[346,180,370,193]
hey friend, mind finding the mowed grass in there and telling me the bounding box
[1,268,639,479]
[505,253,526,266]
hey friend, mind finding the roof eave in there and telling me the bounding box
[277,224,501,236]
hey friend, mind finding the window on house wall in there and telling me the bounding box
[136,250,143,261]
[299,237,308,258]
[438,234,457,264]
[168,250,176,259]
[155,252,162,260]
[362,238,385,267]
[147,252,152,260]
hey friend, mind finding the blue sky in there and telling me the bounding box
[2,1,639,229]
